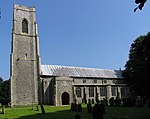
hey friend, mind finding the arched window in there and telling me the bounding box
[111,86,117,96]
[100,86,107,96]
[76,87,82,98]
[22,19,28,33]
[89,87,94,97]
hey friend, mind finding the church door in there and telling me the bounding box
[62,92,70,105]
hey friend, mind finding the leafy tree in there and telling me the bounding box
[0,78,10,105]
[134,0,147,12]
[0,77,3,83]
[123,32,150,97]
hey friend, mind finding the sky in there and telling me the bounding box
[0,0,150,79]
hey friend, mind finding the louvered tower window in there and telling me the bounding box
[22,19,28,33]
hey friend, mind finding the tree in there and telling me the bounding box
[134,0,147,12]
[0,77,3,83]
[123,32,150,97]
[0,78,10,105]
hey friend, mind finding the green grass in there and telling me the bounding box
[0,105,150,119]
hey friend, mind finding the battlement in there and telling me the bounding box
[14,4,35,12]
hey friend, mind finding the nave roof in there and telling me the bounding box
[41,65,123,79]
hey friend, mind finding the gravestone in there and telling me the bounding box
[92,103,105,119]
[92,99,94,104]
[70,102,78,111]
[77,104,82,112]
[115,97,121,106]
[2,105,5,114]
[75,114,81,119]
[36,105,39,111]
[148,98,150,107]
[109,97,115,106]
[137,99,143,107]
[40,104,46,114]
[103,98,108,106]
[87,102,92,113]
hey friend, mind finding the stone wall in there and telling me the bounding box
[11,4,40,106]
[55,77,73,106]
[42,76,129,105]
[42,77,55,104]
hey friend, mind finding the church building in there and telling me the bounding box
[10,4,129,106]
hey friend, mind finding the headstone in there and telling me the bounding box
[40,104,46,114]
[88,99,91,104]
[77,104,82,112]
[36,105,39,111]
[92,104,97,119]
[8,102,11,108]
[75,114,81,119]
[115,97,121,106]
[87,102,92,113]
[100,100,106,114]
[70,102,78,111]
[103,98,108,106]
[84,99,87,104]
[70,102,74,111]
[71,102,75,111]
[2,105,5,114]
[92,99,94,104]
[137,99,143,107]
[109,97,115,106]
[148,98,150,107]
[32,103,34,110]
[92,102,105,119]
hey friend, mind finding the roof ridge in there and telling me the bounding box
[41,64,116,71]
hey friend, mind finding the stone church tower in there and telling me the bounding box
[10,4,41,106]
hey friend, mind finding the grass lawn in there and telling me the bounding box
[0,105,150,119]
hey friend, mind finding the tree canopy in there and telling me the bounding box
[134,0,147,12]
[123,33,150,97]
[0,78,10,104]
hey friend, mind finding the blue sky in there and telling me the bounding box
[0,0,150,79]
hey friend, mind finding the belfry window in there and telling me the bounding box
[22,19,28,33]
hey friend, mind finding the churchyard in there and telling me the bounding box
[0,104,150,119]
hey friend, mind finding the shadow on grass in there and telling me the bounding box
[14,106,92,119]
[1,106,150,119]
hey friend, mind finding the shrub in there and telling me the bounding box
[137,99,143,107]
[109,97,115,106]
[70,102,77,111]
[122,98,136,107]
[115,97,121,106]
[103,98,108,106]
